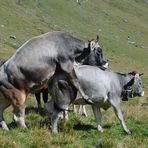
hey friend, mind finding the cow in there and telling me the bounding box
[0,31,100,130]
[35,35,109,114]
[45,65,144,134]
[74,36,108,116]
[35,36,109,115]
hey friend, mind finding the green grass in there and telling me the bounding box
[0,0,148,147]
[0,98,148,148]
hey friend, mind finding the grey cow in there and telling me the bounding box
[35,36,109,113]
[36,36,109,115]
[45,65,144,133]
[0,31,99,130]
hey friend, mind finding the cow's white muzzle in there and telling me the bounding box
[141,91,144,97]
[103,62,109,69]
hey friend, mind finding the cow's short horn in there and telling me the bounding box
[96,35,99,42]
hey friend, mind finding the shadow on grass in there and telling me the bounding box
[73,122,95,131]
[25,106,46,116]
[73,123,113,131]
[143,133,148,137]
[8,122,17,130]
[103,124,112,129]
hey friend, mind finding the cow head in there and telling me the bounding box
[82,36,109,69]
[131,72,144,97]
[123,71,144,100]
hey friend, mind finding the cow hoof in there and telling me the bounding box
[52,130,58,134]
[0,121,9,131]
[124,129,131,135]
[98,129,104,133]
[84,98,93,104]
[97,126,104,133]
[82,113,88,117]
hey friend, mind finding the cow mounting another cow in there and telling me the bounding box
[0,31,99,130]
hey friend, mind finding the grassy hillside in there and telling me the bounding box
[0,0,148,147]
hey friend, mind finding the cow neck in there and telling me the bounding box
[116,73,134,101]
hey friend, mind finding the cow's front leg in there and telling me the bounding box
[92,105,104,132]
[110,97,131,134]
[13,104,26,128]
[51,110,62,133]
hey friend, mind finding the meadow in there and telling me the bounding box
[0,0,148,147]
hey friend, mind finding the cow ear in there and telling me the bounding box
[135,73,140,79]
[96,35,99,42]
[90,40,96,51]
[139,73,144,76]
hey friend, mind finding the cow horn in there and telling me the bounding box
[96,35,99,42]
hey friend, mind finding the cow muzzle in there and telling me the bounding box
[140,91,144,97]
[103,62,109,69]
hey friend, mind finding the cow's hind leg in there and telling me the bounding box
[109,97,131,134]
[79,105,87,117]
[92,105,104,132]
[60,61,93,104]
[0,101,10,130]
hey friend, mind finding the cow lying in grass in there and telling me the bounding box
[45,65,144,134]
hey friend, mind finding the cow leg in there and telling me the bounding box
[79,105,87,117]
[109,98,131,134]
[42,89,48,103]
[92,105,104,132]
[73,104,77,113]
[60,61,92,104]
[78,105,82,115]
[63,110,69,120]
[12,92,26,128]
[13,105,26,128]
[51,110,62,133]
[45,101,62,133]
[35,92,41,112]
[0,101,10,130]
[68,68,93,104]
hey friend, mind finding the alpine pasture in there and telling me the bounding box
[0,0,148,147]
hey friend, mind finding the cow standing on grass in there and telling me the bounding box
[45,65,144,133]
[35,36,109,115]
[0,31,99,130]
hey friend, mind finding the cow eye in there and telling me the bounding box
[97,47,102,53]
